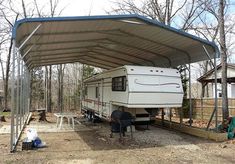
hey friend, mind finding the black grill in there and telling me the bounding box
[110,110,134,139]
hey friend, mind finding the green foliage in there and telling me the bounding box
[83,65,96,79]
[182,99,190,118]
[0,111,10,116]
[177,65,188,99]
[177,65,190,117]
[31,67,44,106]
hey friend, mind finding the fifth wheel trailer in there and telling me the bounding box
[82,65,183,123]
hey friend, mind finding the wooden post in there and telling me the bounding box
[180,107,183,126]
[161,108,164,126]
[169,108,172,128]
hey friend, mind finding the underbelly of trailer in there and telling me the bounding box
[82,100,150,122]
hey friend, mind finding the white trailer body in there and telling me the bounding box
[82,65,183,121]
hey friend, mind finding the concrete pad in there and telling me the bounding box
[0,125,11,134]
[0,122,91,134]
[26,123,91,133]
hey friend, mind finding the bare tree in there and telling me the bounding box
[45,0,64,113]
[196,0,231,120]
[0,0,65,121]
[219,0,228,119]
[48,66,52,112]
[0,4,19,121]
[109,0,206,29]
[57,64,65,113]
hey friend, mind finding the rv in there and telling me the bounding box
[82,65,184,123]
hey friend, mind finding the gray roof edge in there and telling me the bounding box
[12,14,140,39]
[12,14,219,57]
[198,63,235,82]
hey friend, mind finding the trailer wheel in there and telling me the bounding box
[110,133,113,138]
[91,113,95,123]
[86,111,92,121]
[89,112,93,122]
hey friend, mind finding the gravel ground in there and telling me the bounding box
[0,113,235,164]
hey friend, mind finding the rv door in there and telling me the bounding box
[95,80,103,115]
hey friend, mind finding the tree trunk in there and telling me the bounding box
[57,64,62,113]
[47,66,52,112]
[0,115,6,122]
[38,110,47,122]
[45,66,48,111]
[3,39,12,114]
[219,0,229,120]
[57,64,65,113]
[201,61,209,98]
[61,65,65,112]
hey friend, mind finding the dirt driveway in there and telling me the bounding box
[0,115,235,164]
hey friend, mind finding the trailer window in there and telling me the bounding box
[112,76,126,91]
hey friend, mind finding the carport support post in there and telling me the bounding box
[80,64,84,113]
[22,65,25,127]
[28,69,31,113]
[214,53,218,130]
[180,107,183,126]
[161,108,164,126]
[15,51,19,141]
[10,40,16,152]
[20,61,24,125]
[24,68,27,117]
[19,59,22,130]
[203,46,219,130]
[189,64,192,127]
[169,108,172,128]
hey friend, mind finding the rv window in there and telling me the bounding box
[112,76,126,91]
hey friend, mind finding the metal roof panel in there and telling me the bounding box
[13,14,219,69]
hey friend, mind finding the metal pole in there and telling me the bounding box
[161,108,164,126]
[16,51,20,140]
[214,52,218,130]
[19,59,22,130]
[169,108,172,128]
[45,66,48,111]
[22,45,34,59]
[25,68,28,115]
[80,64,84,113]
[20,61,24,126]
[206,52,219,130]
[24,68,27,115]
[18,24,41,50]
[203,45,215,68]
[202,46,219,130]
[28,69,31,113]
[180,107,183,126]
[23,67,27,118]
[10,40,16,152]
[189,64,192,126]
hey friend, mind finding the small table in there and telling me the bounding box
[54,113,77,129]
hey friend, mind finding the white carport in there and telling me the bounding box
[10,14,219,152]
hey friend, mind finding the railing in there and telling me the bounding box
[192,98,235,120]
[10,40,31,152]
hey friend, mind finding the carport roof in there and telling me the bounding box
[13,14,219,69]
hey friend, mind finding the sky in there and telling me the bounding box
[57,0,112,16]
